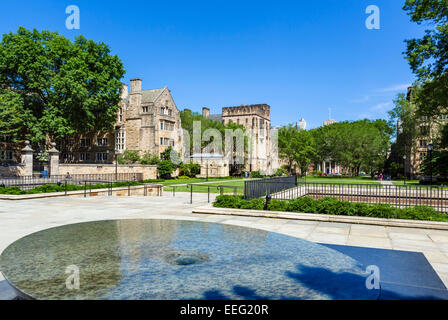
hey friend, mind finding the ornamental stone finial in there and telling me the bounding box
[21,140,33,152]
[48,142,59,154]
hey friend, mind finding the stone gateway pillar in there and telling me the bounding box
[48,143,60,177]
[21,141,34,176]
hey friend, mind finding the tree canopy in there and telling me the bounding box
[278,125,316,175]
[309,120,391,176]
[403,0,448,117]
[0,27,125,145]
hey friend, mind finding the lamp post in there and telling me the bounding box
[403,155,407,185]
[115,149,119,181]
[428,143,433,185]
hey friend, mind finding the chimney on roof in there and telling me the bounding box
[130,78,142,93]
[121,83,129,99]
[202,107,210,118]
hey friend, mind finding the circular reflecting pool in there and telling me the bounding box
[0,219,379,300]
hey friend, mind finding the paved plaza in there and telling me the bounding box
[1,193,448,299]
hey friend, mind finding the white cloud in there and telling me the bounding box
[349,96,370,103]
[377,83,411,93]
[370,102,392,111]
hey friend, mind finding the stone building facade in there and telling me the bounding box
[57,78,183,164]
[119,79,183,158]
[402,88,448,179]
[203,104,274,174]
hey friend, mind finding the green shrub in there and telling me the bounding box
[398,206,439,221]
[118,150,141,164]
[213,195,245,208]
[268,199,288,211]
[251,171,263,179]
[368,204,399,219]
[180,162,201,177]
[287,197,318,213]
[351,202,372,216]
[240,198,265,210]
[157,160,175,179]
[0,186,25,195]
[140,152,160,165]
[212,195,448,222]
[316,197,356,216]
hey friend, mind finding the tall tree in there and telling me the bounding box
[310,120,391,176]
[180,109,248,174]
[0,27,125,145]
[278,125,316,175]
[403,0,448,117]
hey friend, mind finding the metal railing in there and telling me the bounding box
[244,175,297,200]
[170,184,244,204]
[272,182,448,213]
[0,173,143,190]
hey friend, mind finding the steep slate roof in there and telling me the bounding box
[141,88,165,104]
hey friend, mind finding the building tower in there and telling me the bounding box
[299,118,307,130]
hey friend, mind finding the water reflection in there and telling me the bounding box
[0,219,378,300]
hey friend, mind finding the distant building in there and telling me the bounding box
[402,87,448,179]
[299,118,307,130]
[323,119,338,126]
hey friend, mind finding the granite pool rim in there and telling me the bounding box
[0,218,380,300]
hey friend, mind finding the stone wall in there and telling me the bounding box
[0,164,25,177]
[59,164,157,180]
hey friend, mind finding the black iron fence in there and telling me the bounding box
[244,176,297,200]
[0,173,143,191]
[272,182,448,213]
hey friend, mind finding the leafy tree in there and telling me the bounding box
[157,160,175,179]
[0,27,125,145]
[278,125,316,175]
[180,162,201,177]
[118,150,140,164]
[403,0,448,117]
[309,120,391,176]
[0,89,33,143]
[160,146,182,166]
[140,151,160,165]
[180,109,248,175]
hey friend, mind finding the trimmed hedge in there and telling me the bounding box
[213,195,448,222]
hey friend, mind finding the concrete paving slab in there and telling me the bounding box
[346,235,392,249]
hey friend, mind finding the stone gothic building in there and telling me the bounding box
[202,104,274,174]
[118,79,183,158]
[57,78,183,164]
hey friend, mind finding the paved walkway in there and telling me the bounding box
[1,193,448,299]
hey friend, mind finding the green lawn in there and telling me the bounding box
[159,176,246,186]
[297,176,381,185]
[164,180,246,193]
[163,176,384,194]
[391,180,420,186]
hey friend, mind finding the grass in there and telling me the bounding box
[159,176,246,186]
[391,180,421,186]
[297,176,381,185]
[164,176,386,194]
[164,180,246,193]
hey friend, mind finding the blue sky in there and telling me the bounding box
[0,0,426,128]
